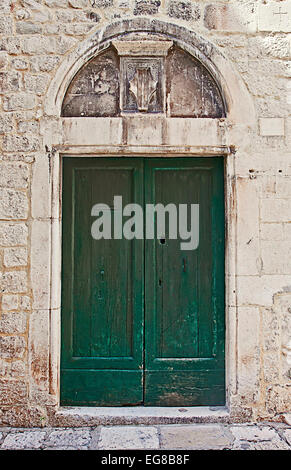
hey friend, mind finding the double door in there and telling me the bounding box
[61,157,225,406]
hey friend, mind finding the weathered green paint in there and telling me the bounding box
[61,157,225,406]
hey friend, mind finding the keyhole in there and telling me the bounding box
[159,238,166,245]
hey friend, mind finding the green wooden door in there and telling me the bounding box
[61,157,225,406]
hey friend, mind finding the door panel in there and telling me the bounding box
[61,157,225,406]
[61,158,144,406]
[144,158,225,406]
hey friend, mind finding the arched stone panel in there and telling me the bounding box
[61,44,225,118]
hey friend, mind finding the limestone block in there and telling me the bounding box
[44,429,91,449]
[0,16,13,35]
[22,36,56,55]
[24,73,50,95]
[62,118,123,146]
[10,57,29,70]
[0,189,28,219]
[3,134,40,152]
[237,306,260,399]
[159,424,233,450]
[91,0,113,7]
[266,384,291,415]
[31,153,51,219]
[0,71,21,93]
[0,336,26,359]
[236,178,260,275]
[2,430,46,449]
[204,3,256,33]
[3,93,36,111]
[261,241,291,274]
[0,223,28,246]
[44,0,68,6]
[1,294,18,311]
[69,0,90,7]
[168,1,200,22]
[258,1,291,33]
[16,22,42,34]
[259,118,285,137]
[30,55,60,73]
[29,310,50,390]
[19,295,31,311]
[0,359,26,377]
[0,51,8,70]
[237,275,287,307]
[260,223,284,241]
[31,221,50,309]
[0,115,14,134]
[4,247,28,267]
[0,312,27,334]
[18,120,39,133]
[98,426,159,449]
[261,198,291,223]
[165,118,221,146]
[0,163,29,189]
[133,1,160,15]
[0,379,27,405]
[126,116,163,145]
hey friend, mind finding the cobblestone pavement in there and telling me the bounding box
[0,423,290,450]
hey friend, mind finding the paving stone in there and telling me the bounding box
[283,429,291,446]
[230,425,290,450]
[1,431,46,449]
[159,424,233,450]
[98,426,159,450]
[44,428,91,449]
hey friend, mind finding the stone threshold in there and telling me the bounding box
[54,406,230,426]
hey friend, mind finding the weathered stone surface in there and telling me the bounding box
[0,271,28,294]
[204,3,256,33]
[69,0,89,8]
[98,426,160,449]
[230,425,290,450]
[260,118,285,137]
[1,294,18,311]
[11,57,29,70]
[44,429,91,449]
[0,189,28,219]
[16,21,42,34]
[159,424,233,450]
[134,1,160,16]
[0,115,14,135]
[258,1,291,33]
[168,1,199,22]
[0,379,27,405]
[30,56,60,73]
[91,0,113,7]
[0,163,29,189]
[0,359,26,377]
[3,93,36,112]
[4,247,28,267]
[0,312,27,334]
[166,47,225,117]
[0,71,21,92]
[24,73,49,95]
[3,134,40,152]
[2,431,46,449]
[0,336,26,359]
[0,223,28,246]
[62,48,120,117]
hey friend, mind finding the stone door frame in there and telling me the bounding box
[35,19,256,416]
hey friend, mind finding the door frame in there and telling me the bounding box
[46,147,235,408]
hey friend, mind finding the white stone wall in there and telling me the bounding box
[0,0,290,425]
